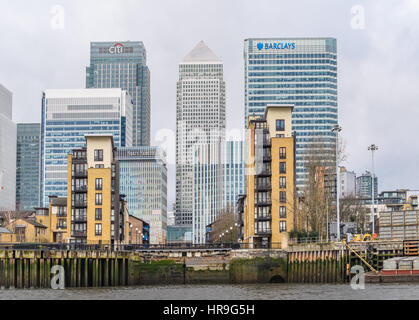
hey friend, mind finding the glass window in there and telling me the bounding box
[95,223,102,236]
[95,193,102,205]
[276,119,285,131]
[96,178,102,190]
[95,208,102,220]
[280,162,286,174]
[94,149,103,161]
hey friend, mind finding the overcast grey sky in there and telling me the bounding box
[1,0,419,207]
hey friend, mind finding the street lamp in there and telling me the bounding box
[331,124,342,241]
[368,144,378,234]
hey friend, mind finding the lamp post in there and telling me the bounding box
[368,144,378,234]
[331,124,342,241]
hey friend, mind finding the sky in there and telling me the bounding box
[1,0,419,207]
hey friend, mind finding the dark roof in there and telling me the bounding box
[27,220,48,228]
[48,197,67,206]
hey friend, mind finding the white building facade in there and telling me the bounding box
[192,140,245,244]
[0,84,16,210]
[40,88,133,206]
[175,41,226,226]
[339,166,356,199]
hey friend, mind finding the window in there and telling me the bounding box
[280,206,286,218]
[280,162,286,174]
[276,134,285,138]
[95,208,102,220]
[95,193,102,205]
[280,221,287,232]
[95,164,104,169]
[94,149,103,161]
[95,223,102,236]
[280,147,286,159]
[280,177,286,189]
[280,191,286,203]
[95,178,102,190]
[276,119,285,131]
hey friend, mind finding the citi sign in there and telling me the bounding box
[99,43,134,54]
[257,42,296,50]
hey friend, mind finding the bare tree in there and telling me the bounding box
[291,136,347,239]
[210,206,240,243]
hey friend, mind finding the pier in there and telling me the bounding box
[0,240,413,288]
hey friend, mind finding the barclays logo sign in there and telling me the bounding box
[257,42,296,50]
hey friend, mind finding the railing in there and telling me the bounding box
[0,242,287,252]
[71,231,87,237]
[73,216,87,222]
[288,237,330,245]
[56,225,67,230]
[56,212,67,217]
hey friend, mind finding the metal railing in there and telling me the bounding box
[0,242,287,252]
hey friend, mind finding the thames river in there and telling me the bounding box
[0,283,418,300]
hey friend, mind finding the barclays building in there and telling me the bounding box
[244,38,338,188]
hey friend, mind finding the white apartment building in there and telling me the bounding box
[0,84,16,210]
[175,41,226,226]
[339,166,356,199]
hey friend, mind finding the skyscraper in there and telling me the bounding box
[40,88,133,206]
[0,84,16,210]
[244,38,338,189]
[86,41,150,146]
[116,147,168,244]
[192,140,245,244]
[16,123,40,210]
[175,41,226,226]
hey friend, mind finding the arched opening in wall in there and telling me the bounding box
[269,275,285,283]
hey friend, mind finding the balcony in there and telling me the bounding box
[255,229,272,235]
[255,200,272,206]
[56,224,67,230]
[259,169,271,177]
[255,183,271,191]
[73,171,87,178]
[73,201,87,208]
[56,212,67,218]
[255,215,272,221]
[73,215,87,222]
[72,231,87,237]
[73,186,87,193]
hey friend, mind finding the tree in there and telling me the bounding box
[292,136,347,239]
[210,206,240,243]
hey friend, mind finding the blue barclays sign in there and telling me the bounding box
[257,42,296,50]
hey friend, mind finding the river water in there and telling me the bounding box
[0,283,418,300]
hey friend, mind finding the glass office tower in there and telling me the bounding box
[86,41,150,146]
[40,88,133,207]
[244,38,338,188]
[116,147,167,244]
[16,123,40,210]
[192,140,245,244]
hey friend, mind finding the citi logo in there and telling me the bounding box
[109,43,124,54]
[257,42,296,50]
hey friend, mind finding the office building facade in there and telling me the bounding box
[192,140,245,244]
[0,84,16,210]
[356,171,378,198]
[244,38,338,189]
[176,40,226,226]
[40,88,133,206]
[116,147,167,244]
[16,123,40,210]
[86,41,150,146]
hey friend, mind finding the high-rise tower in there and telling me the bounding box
[244,38,338,189]
[175,41,226,226]
[86,41,150,146]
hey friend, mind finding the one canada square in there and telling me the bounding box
[175,41,226,226]
[244,38,338,188]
